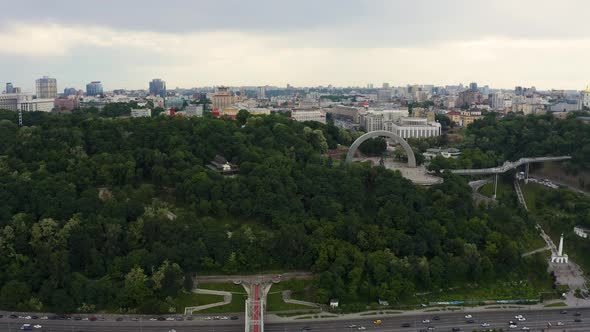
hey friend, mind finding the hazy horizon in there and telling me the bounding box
[1,0,590,92]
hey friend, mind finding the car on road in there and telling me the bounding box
[451,328,461,332]
[481,323,490,327]
[466,319,475,324]
[427,327,435,331]
[149,317,157,321]
[31,316,38,320]
[165,317,175,321]
[464,314,472,319]
[157,317,165,321]
[33,325,42,329]
[574,312,581,316]
[39,316,48,320]
[73,316,82,321]
[89,316,97,321]
[175,317,184,321]
[521,327,529,330]
[348,324,356,328]
[560,310,567,314]
[187,316,194,321]
[302,327,311,330]
[20,324,32,330]
[204,316,212,320]
[509,324,518,329]
[432,316,440,321]
[221,316,229,320]
[230,316,239,320]
[357,326,366,331]
[575,318,582,323]
[401,323,411,327]
[131,317,139,321]
[422,319,430,324]
[373,320,381,325]
[116,317,123,321]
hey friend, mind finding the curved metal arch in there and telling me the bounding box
[345,130,416,168]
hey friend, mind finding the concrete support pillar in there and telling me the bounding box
[525,163,530,184]
[493,173,498,199]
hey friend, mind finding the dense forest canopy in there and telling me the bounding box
[429,113,590,172]
[0,110,544,313]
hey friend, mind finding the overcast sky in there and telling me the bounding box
[1,0,590,91]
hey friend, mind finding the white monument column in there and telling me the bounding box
[558,234,564,256]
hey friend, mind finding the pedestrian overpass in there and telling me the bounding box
[447,156,571,198]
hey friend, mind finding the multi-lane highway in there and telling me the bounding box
[1,308,590,332]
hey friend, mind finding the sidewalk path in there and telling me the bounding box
[184,289,232,315]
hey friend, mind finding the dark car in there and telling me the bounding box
[175,317,183,321]
[9,315,17,319]
[74,316,82,321]
[48,316,57,320]
[157,317,166,321]
[561,310,568,314]
[432,316,440,321]
[31,316,38,320]
[452,328,462,332]
[186,316,194,321]
[116,317,124,322]
[89,317,97,321]
[402,323,411,327]
[467,319,475,324]
[230,316,239,320]
[574,312,581,316]
[575,318,582,322]
[303,327,312,331]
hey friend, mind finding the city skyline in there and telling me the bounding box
[1,0,590,91]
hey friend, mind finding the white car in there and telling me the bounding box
[33,325,42,329]
[422,319,430,324]
[518,317,526,322]
[166,317,175,321]
[557,322,564,326]
[221,316,229,320]
[24,316,31,320]
[348,325,357,328]
[465,314,472,319]
[357,327,366,331]
[521,327,529,331]
[509,324,518,329]
[39,317,48,320]
[205,317,212,320]
[481,323,490,327]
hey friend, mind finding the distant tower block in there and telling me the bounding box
[551,234,569,264]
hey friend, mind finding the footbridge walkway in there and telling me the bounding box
[447,156,571,199]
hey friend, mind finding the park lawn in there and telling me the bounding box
[479,179,513,199]
[266,280,317,311]
[195,282,248,313]
[416,277,552,304]
[520,182,547,213]
[175,292,224,314]
[266,291,316,311]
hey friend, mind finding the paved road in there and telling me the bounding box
[196,272,313,284]
[3,308,590,332]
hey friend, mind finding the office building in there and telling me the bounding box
[382,83,390,89]
[149,79,167,97]
[377,88,393,102]
[0,93,54,112]
[469,82,478,91]
[257,86,266,100]
[384,117,442,139]
[184,105,204,117]
[54,98,80,112]
[291,109,326,123]
[360,109,409,132]
[212,87,235,112]
[131,108,152,118]
[63,88,78,97]
[86,81,104,96]
[5,83,14,94]
[36,76,57,99]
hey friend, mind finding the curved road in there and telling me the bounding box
[3,307,590,332]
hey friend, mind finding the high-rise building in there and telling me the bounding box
[86,81,104,96]
[382,83,390,89]
[36,76,57,99]
[5,83,14,94]
[63,88,77,97]
[212,87,234,112]
[257,86,266,100]
[469,82,478,91]
[149,79,167,97]
[579,88,590,110]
